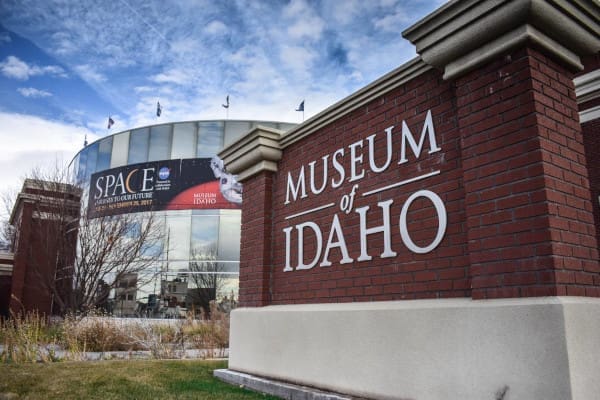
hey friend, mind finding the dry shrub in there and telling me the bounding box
[183,302,229,358]
[128,322,184,359]
[61,313,144,353]
[1,304,232,363]
[0,312,60,363]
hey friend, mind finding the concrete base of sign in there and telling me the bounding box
[222,297,600,400]
[214,369,357,400]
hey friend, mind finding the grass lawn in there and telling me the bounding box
[0,359,279,400]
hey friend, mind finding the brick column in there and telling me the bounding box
[9,200,33,314]
[238,172,274,306]
[219,126,284,307]
[404,0,600,299]
[457,48,599,298]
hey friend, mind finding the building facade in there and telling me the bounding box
[70,119,295,317]
[216,1,600,398]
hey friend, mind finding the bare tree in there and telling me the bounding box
[7,164,165,315]
[187,246,231,316]
[0,186,18,250]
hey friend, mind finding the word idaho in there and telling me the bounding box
[282,110,448,272]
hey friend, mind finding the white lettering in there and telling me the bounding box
[283,227,294,272]
[400,190,447,253]
[141,168,155,192]
[309,155,329,195]
[367,125,393,173]
[331,148,345,188]
[399,110,441,164]
[356,199,397,262]
[285,166,308,205]
[296,222,322,270]
[320,214,353,267]
[349,139,365,182]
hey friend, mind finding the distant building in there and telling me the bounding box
[69,119,295,318]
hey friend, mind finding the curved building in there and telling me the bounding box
[70,119,295,317]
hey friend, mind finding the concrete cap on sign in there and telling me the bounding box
[218,125,284,182]
[403,0,600,79]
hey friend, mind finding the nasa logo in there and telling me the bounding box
[158,167,170,180]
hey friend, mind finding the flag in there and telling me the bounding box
[296,100,304,112]
[107,116,114,129]
[222,95,229,109]
[156,101,162,117]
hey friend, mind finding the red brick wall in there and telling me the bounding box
[239,172,275,306]
[582,118,600,255]
[457,48,599,299]
[266,69,469,304]
[236,47,600,307]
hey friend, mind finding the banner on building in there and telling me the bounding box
[87,157,242,218]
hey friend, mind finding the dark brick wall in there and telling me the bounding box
[238,172,274,306]
[582,118,600,257]
[457,48,599,299]
[236,46,600,307]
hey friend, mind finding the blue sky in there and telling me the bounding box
[0,0,444,198]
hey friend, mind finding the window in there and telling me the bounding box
[128,128,149,164]
[165,212,192,263]
[148,124,172,161]
[197,122,223,157]
[84,142,99,180]
[111,132,130,168]
[171,123,197,159]
[217,210,241,262]
[97,137,113,171]
[190,214,219,260]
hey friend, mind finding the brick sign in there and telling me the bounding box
[281,110,447,271]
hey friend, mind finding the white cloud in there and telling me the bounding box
[280,45,316,77]
[17,87,53,98]
[134,86,154,93]
[151,68,193,85]
[0,56,68,80]
[74,64,107,83]
[51,31,78,55]
[283,0,325,41]
[204,20,228,35]
[0,112,98,193]
[170,38,202,55]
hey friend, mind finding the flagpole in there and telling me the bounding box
[222,95,230,120]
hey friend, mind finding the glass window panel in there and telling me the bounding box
[111,131,130,168]
[72,153,84,184]
[171,123,197,159]
[84,142,98,180]
[148,124,172,161]
[128,128,149,164]
[197,121,223,157]
[223,121,251,147]
[192,209,220,216]
[217,211,241,262]
[97,137,113,172]
[165,212,191,263]
[190,215,219,260]
[216,275,239,305]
